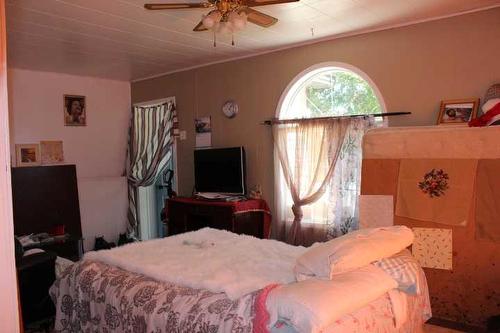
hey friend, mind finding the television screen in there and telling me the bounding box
[194,147,246,195]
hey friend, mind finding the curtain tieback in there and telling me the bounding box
[291,204,303,222]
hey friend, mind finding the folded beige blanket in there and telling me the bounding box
[396,159,477,226]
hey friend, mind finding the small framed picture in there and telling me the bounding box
[195,116,212,148]
[437,98,479,125]
[15,144,41,167]
[64,94,86,126]
[40,140,64,165]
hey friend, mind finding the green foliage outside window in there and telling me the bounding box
[305,71,381,117]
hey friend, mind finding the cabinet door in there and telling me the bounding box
[234,212,264,238]
[185,213,210,231]
[167,202,234,235]
[183,206,232,231]
[167,202,188,235]
[205,206,233,230]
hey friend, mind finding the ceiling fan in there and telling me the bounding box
[144,0,299,35]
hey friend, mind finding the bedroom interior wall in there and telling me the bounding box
[8,68,131,251]
[131,7,500,214]
[360,126,500,327]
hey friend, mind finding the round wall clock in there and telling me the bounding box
[222,100,239,119]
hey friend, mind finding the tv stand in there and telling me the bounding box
[165,197,271,239]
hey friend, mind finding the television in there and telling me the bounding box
[194,147,246,195]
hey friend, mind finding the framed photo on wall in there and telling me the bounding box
[40,140,64,165]
[15,144,41,167]
[64,94,86,126]
[437,98,479,125]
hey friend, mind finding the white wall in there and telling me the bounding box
[78,177,128,251]
[8,68,131,251]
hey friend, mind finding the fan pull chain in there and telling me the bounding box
[213,30,217,47]
[232,33,235,46]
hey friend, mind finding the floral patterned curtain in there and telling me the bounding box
[326,116,386,239]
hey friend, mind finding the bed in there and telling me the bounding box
[50,228,431,333]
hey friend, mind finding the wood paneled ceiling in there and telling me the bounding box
[6,0,500,81]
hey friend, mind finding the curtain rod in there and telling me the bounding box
[260,112,411,125]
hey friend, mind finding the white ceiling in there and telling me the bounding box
[6,0,500,82]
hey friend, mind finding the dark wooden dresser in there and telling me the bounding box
[11,165,83,261]
[165,197,271,238]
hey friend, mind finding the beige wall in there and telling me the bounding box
[131,8,500,211]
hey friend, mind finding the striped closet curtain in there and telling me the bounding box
[126,98,179,236]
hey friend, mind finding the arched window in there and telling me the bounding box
[278,63,386,120]
[274,63,385,244]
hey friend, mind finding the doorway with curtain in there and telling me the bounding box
[137,143,177,240]
[127,97,179,241]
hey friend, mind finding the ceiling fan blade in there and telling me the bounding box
[244,0,299,7]
[239,8,278,28]
[193,20,208,32]
[144,3,211,10]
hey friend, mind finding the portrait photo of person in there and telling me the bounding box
[64,95,86,126]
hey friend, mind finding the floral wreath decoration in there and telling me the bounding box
[418,168,449,198]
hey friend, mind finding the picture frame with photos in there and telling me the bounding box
[437,98,479,125]
[15,144,41,167]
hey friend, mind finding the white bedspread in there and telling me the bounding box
[84,228,307,299]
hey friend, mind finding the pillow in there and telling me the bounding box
[267,265,398,333]
[374,249,421,294]
[294,226,414,280]
[482,98,500,113]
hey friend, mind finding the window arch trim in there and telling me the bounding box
[276,62,387,119]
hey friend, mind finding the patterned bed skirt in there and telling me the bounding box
[50,260,257,333]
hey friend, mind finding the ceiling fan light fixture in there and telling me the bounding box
[217,21,233,34]
[229,11,247,31]
[144,0,294,47]
[202,10,222,29]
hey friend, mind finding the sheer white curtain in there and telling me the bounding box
[274,116,384,245]
[273,118,349,245]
